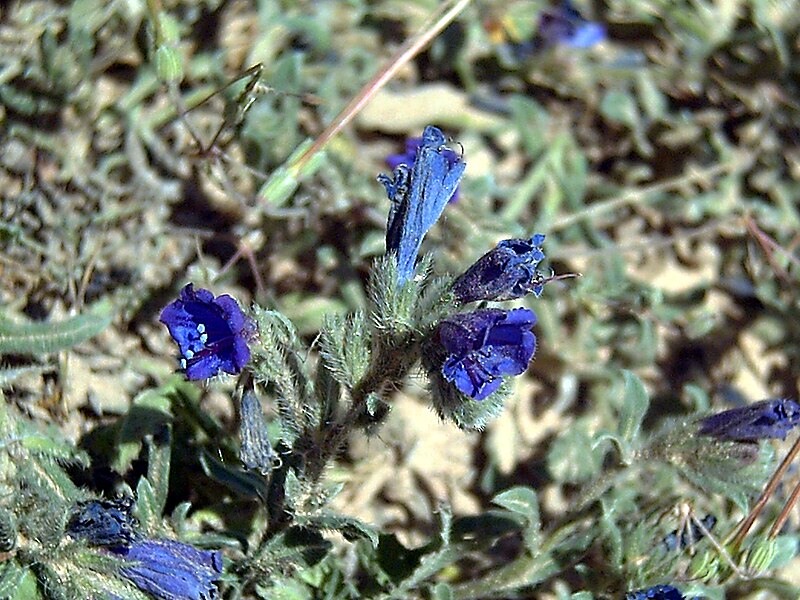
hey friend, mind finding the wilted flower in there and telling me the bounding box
[160,284,254,380]
[385,135,461,204]
[239,389,281,474]
[537,1,606,49]
[67,497,137,547]
[624,584,685,600]
[697,398,800,441]
[438,308,537,401]
[111,539,223,600]
[378,125,466,284]
[451,234,547,304]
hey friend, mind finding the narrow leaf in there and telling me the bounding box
[0,303,112,355]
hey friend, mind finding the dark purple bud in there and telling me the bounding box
[67,497,137,547]
[438,308,536,401]
[451,234,546,304]
[661,514,716,552]
[537,1,606,49]
[160,284,254,380]
[111,539,223,600]
[697,398,800,441]
[378,126,466,285]
[239,389,281,474]
[625,585,686,600]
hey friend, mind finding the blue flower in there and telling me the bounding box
[697,398,800,441]
[378,125,466,284]
[385,136,461,204]
[111,539,223,600]
[451,234,547,304]
[438,308,536,401]
[160,284,254,380]
[625,585,686,600]
[67,497,137,547]
[537,1,606,49]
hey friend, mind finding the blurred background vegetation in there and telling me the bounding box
[1,0,800,597]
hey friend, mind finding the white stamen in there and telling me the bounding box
[179,358,187,370]
[200,333,208,344]
[185,349,194,359]
[197,323,206,334]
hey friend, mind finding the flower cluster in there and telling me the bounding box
[378,126,552,402]
[160,284,254,380]
[697,398,800,441]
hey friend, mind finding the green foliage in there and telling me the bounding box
[318,311,371,389]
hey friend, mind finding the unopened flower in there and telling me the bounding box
[624,584,685,600]
[111,539,223,600]
[160,284,253,380]
[378,125,466,284]
[697,398,800,441]
[537,1,606,49]
[67,497,137,547]
[438,308,537,401]
[385,136,461,204]
[451,234,547,304]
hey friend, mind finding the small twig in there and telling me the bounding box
[744,213,800,284]
[768,477,800,539]
[292,0,474,174]
[552,154,751,231]
[731,435,800,549]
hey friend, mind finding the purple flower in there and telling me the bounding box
[697,398,800,441]
[451,234,547,304]
[378,125,466,285]
[625,585,685,600]
[385,136,461,204]
[160,284,253,380]
[111,539,223,600]
[67,497,137,547]
[537,1,606,49]
[438,308,536,401]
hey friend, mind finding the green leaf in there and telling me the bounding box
[547,423,604,484]
[294,511,379,548]
[0,302,113,355]
[8,567,40,600]
[0,562,28,600]
[431,583,453,600]
[134,477,161,534]
[492,487,539,519]
[319,311,371,389]
[493,487,540,553]
[617,371,649,450]
[766,535,798,570]
[199,451,268,502]
[144,426,172,518]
